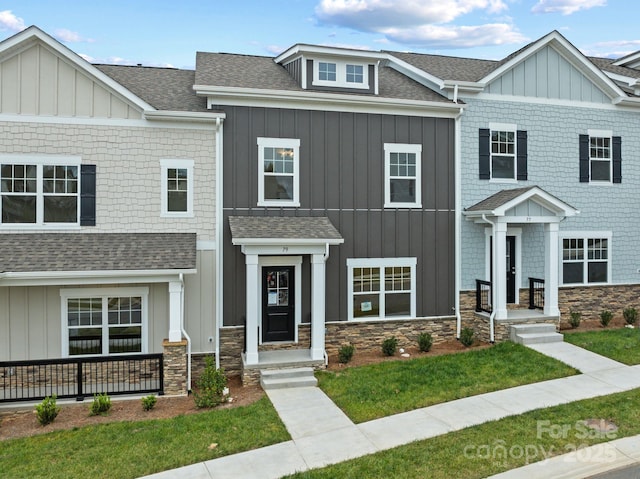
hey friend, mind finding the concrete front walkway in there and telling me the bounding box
[141,342,640,479]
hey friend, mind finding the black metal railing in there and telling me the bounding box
[0,354,163,403]
[475,279,492,313]
[528,277,545,310]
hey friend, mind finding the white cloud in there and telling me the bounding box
[383,23,526,48]
[314,0,525,49]
[0,10,26,32]
[54,28,94,43]
[531,0,606,15]
[583,39,640,59]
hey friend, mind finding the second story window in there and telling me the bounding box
[313,60,369,89]
[318,62,336,81]
[579,131,621,184]
[1,156,84,226]
[479,125,527,182]
[258,138,300,207]
[346,64,363,83]
[384,143,422,208]
[161,159,194,217]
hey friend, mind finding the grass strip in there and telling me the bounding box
[564,327,640,365]
[317,342,578,423]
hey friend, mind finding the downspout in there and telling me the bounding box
[454,107,463,339]
[179,273,192,391]
[215,116,224,370]
[481,214,496,343]
[323,242,330,366]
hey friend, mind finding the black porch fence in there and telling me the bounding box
[475,279,492,313]
[529,277,545,310]
[0,354,163,403]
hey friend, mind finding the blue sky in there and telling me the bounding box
[1,1,638,69]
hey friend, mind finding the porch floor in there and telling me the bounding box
[475,308,559,322]
[242,349,325,370]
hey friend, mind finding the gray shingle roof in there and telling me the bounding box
[0,233,196,273]
[228,216,342,241]
[388,50,498,82]
[96,64,209,112]
[195,52,452,103]
[465,187,537,212]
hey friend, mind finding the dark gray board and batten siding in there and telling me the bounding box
[222,106,455,327]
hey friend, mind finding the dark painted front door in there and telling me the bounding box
[262,266,295,342]
[506,236,516,304]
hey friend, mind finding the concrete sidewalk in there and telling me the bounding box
[141,342,640,479]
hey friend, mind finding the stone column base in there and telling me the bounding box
[162,339,188,396]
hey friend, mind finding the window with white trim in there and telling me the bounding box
[561,234,610,285]
[1,157,81,225]
[589,132,612,182]
[384,143,422,208]
[61,288,148,356]
[347,258,417,320]
[491,126,516,180]
[313,60,369,89]
[160,159,193,217]
[258,137,300,207]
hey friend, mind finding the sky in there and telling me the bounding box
[0,1,638,70]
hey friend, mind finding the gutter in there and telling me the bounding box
[179,273,192,391]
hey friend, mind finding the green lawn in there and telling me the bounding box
[317,342,578,423]
[285,388,640,479]
[564,327,640,365]
[0,396,289,479]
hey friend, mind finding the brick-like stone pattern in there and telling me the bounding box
[219,327,244,377]
[559,284,640,327]
[162,339,188,396]
[258,324,311,351]
[0,121,216,240]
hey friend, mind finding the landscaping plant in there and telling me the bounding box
[90,393,112,416]
[141,395,157,411]
[599,310,613,327]
[193,356,228,408]
[623,307,637,326]
[338,344,355,363]
[417,332,433,352]
[35,395,61,426]
[568,309,582,329]
[460,328,474,347]
[381,337,398,356]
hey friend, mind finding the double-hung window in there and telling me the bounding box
[579,130,621,183]
[561,233,610,285]
[160,159,194,217]
[384,143,422,208]
[258,137,300,207]
[479,125,527,181]
[347,258,417,320]
[61,287,148,356]
[1,156,82,226]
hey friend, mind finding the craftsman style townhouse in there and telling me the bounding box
[2,26,640,399]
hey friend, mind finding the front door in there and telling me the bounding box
[262,266,295,342]
[506,235,516,303]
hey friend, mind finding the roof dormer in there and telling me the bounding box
[275,44,388,95]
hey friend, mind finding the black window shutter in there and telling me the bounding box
[612,136,622,183]
[479,129,490,180]
[579,134,589,182]
[516,130,527,181]
[80,164,96,226]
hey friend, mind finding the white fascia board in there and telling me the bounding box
[495,188,579,217]
[144,110,226,124]
[480,31,625,100]
[0,26,156,113]
[0,269,197,287]
[442,80,486,94]
[385,56,445,91]
[232,237,344,246]
[613,96,640,107]
[196,86,463,118]
[613,51,640,67]
[604,71,640,88]
[275,44,388,64]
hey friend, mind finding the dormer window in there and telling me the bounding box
[313,59,369,89]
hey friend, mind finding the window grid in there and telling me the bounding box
[258,138,300,206]
[490,130,516,180]
[318,62,336,81]
[562,237,609,285]
[353,267,380,293]
[589,136,611,182]
[346,64,363,83]
[384,144,421,208]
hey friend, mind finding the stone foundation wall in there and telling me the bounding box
[162,339,188,396]
[219,327,244,377]
[324,317,456,354]
[258,324,312,351]
[558,283,640,327]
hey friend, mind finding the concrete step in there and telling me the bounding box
[260,367,318,390]
[510,323,557,342]
[515,332,564,345]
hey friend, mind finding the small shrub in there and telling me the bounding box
[417,332,433,352]
[381,337,398,356]
[338,344,355,363]
[623,307,638,326]
[460,327,474,347]
[193,356,228,408]
[600,310,613,327]
[35,395,61,426]
[89,393,112,416]
[141,395,157,411]
[568,309,582,329]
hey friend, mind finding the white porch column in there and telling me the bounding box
[310,253,327,361]
[544,223,561,317]
[493,222,508,320]
[168,280,183,342]
[245,254,260,365]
